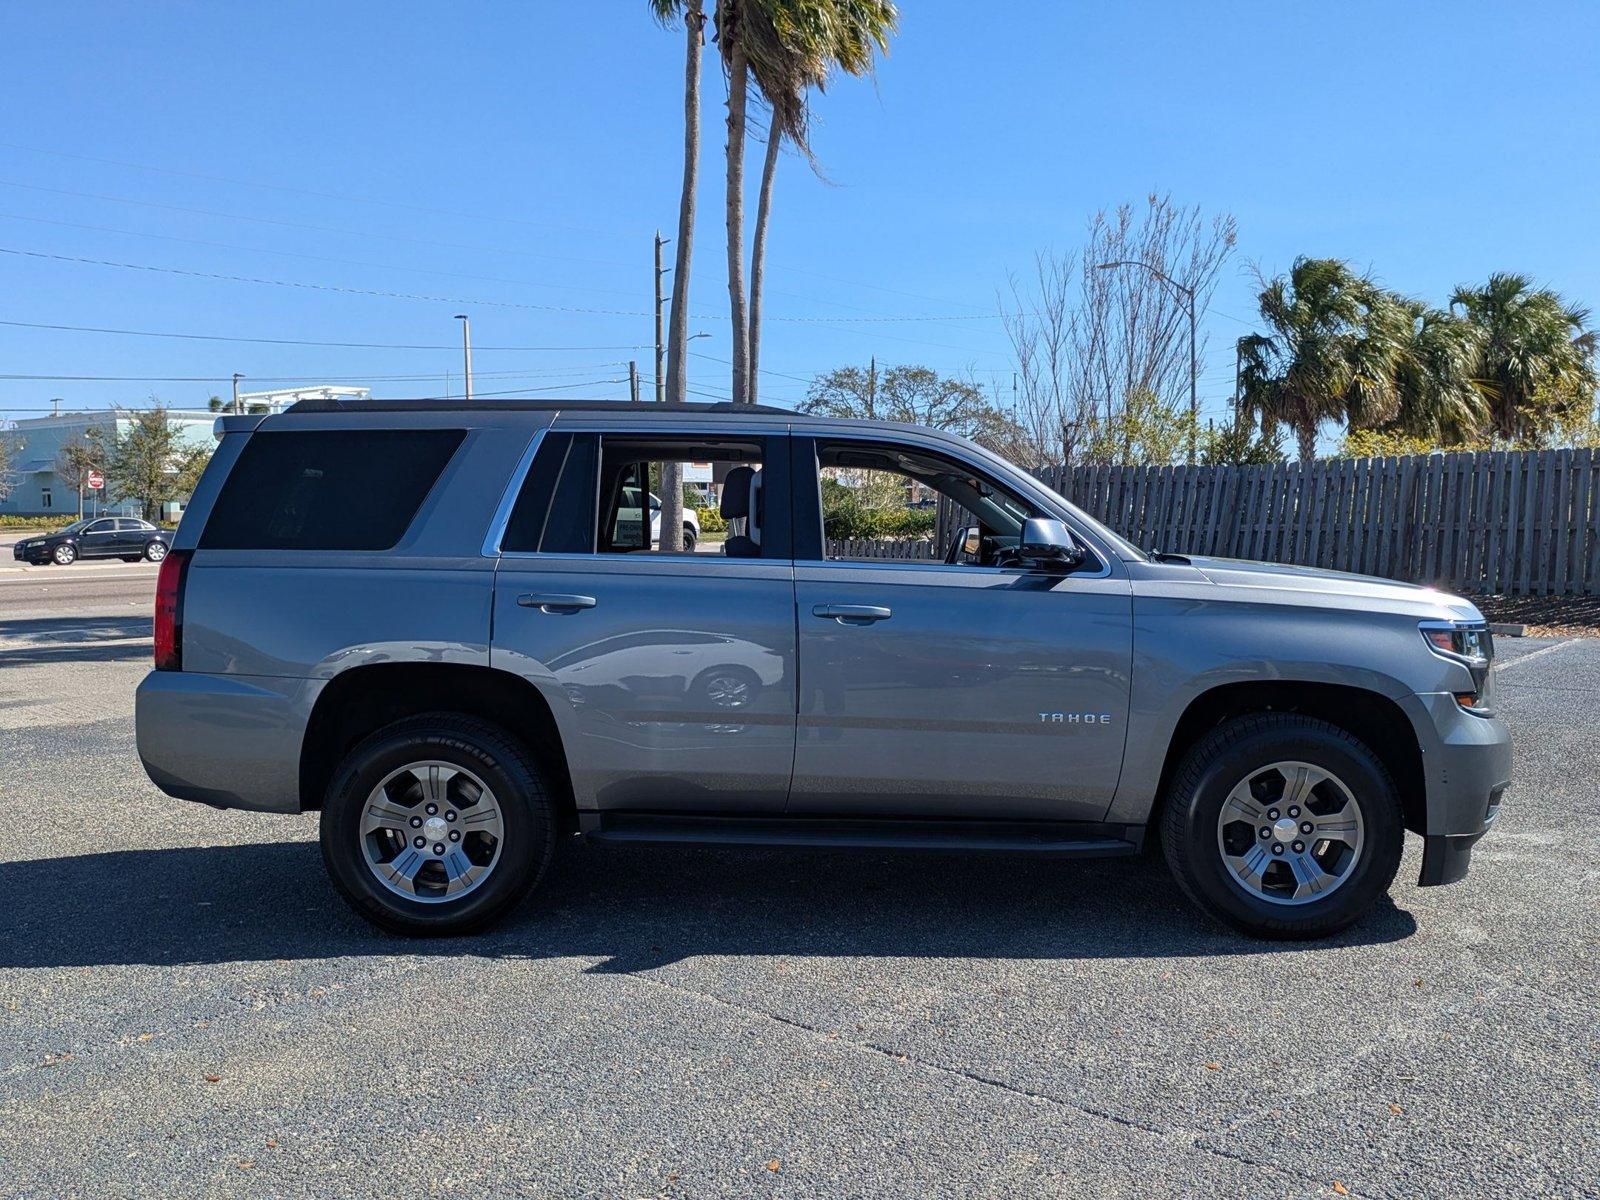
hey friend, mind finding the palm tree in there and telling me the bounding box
[651,0,707,550]
[1384,300,1487,445]
[745,1,896,404]
[717,0,896,405]
[653,0,706,410]
[1450,273,1599,443]
[1239,258,1402,462]
[713,0,754,404]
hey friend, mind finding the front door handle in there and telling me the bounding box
[518,593,597,613]
[812,603,892,625]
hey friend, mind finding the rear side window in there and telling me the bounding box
[500,433,598,554]
[200,429,464,550]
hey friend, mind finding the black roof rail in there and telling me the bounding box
[282,396,801,416]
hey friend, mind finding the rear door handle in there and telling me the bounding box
[518,593,597,613]
[812,603,892,624]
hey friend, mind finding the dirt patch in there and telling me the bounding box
[1477,594,1600,638]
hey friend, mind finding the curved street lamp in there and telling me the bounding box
[1096,260,1198,463]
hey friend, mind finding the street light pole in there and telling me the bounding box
[1095,260,1199,463]
[231,373,244,415]
[654,232,671,404]
[453,315,473,402]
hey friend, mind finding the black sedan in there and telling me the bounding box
[12,517,173,566]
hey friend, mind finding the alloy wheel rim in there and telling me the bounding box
[705,673,750,707]
[147,543,167,561]
[54,545,73,563]
[1215,760,1365,906]
[358,760,505,904]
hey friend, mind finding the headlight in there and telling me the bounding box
[1420,621,1490,665]
[1420,619,1494,714]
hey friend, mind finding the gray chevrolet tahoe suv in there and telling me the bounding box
[135,399,1511,939]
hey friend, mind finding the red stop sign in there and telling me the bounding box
[86,470,104,490]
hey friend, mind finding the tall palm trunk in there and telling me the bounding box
[747,113,781,407]
[1296,419,1317,463]
[725,42,751,405]
[659,0,704,553]
[663,0,703,407]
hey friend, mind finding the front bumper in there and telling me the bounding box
[136,670,322,813]
[1402,691,1511,886]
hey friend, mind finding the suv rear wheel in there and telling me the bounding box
[1160,714,1403,939]
[319,713,556,935]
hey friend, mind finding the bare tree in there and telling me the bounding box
[801,364,1027,457]
[55,438,104,519]
[1001,249,1093,466]
[1002,194,1236,466]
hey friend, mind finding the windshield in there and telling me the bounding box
[58,520,92,535]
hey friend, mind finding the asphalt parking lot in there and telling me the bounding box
[0,578,1595,1198]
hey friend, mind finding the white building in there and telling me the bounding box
[1,387,370,518]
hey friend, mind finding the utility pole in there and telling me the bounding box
[231,373,243,415]
[453,315,473,402]
[868,355,877,418]
[654,232,669,403]
[629,360,641,404]
[1233,335,1253,434]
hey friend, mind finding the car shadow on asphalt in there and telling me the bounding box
[0,839,1417,970]
[0,616,152,666]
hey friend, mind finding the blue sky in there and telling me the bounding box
[2,1,1597,426]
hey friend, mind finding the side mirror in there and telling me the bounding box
[1018,517,1087,571]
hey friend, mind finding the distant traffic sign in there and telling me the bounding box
[86,471,104,490]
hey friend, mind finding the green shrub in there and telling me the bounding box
[0,515,75,530]
[821,495,936,541]
[694,500,727,534]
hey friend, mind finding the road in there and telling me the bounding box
[0,590,1595,1198]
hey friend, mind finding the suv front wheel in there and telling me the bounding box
[1160,714,1403,939]
[319,714,557,935]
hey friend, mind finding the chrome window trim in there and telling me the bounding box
[480,428,548,558]
[480,418,1116,579]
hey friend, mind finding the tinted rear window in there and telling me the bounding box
[200,429,464,550]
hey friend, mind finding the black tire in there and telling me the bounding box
[319,713,557,936]
[1160,714,1403,940]
[52,544,76,566]
[144,541,168,562]
[682,524,697,552]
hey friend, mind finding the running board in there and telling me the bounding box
[582,812,1144,856]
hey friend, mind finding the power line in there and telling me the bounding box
[0,245,662,317]
[0,365,622,383]
[2,379,631,410]
[0,317,641,352]
[0,141,611,237]
[0,179,633,269]
[0,243,1012,327]
[0,212,649,298]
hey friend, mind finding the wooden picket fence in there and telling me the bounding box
[825,537,937,560]
[1023,448,1600,596]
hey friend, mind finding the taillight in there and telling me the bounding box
[153,549,192,671]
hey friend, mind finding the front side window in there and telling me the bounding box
[810,438,1081,569]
